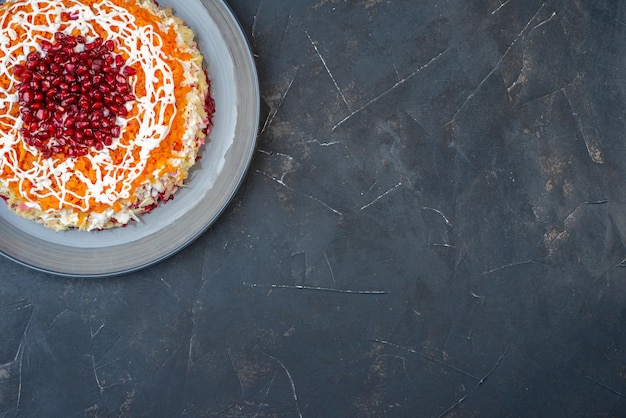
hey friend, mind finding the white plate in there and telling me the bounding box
[0,0,259,277]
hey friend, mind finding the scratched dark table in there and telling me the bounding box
[1,0,626,416]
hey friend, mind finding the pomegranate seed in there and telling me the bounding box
[41,40,52,52]
[63,38,77,48]
[64,96,78,105]
[63,116,75,127]
[21,90,33,103]
[57,92,71,101]
[53,53,67,64]
[14,34,136,157]
[76,66,89,76]
[35,109,49,120]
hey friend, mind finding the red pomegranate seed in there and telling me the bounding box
[14,34,136,156]
[21,90,33,103]
[35,109,49,120]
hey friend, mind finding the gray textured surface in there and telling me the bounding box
[2,0,626,416]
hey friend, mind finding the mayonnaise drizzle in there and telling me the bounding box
[0,0,182,213]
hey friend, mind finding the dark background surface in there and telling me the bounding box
[2,0,626,416]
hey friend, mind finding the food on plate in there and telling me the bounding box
[0,0,215,230]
